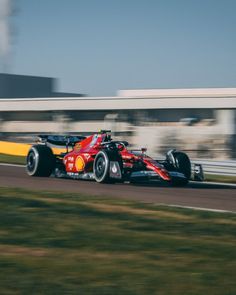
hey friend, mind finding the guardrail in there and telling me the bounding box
[194,160,236,176]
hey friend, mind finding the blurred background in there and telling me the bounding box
[0,0,236,159]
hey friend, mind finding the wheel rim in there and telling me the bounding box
[27,151,36,173]
[95,156,106,179]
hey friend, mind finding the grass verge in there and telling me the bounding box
[205,174,236,184]
[0,187,235,295]
[0,153,26,165]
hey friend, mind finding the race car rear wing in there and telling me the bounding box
[37,134,86,147]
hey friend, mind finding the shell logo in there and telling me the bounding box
[75,156,85,172]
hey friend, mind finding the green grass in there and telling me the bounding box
[0,187,235,294]
[0,153,26,165]
[205,174,236,184]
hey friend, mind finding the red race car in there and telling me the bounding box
[26,130,204,186]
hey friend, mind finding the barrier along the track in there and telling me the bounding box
[194,159,236,176]
[0,141,66,156]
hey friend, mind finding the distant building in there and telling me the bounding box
[0,73,84,98]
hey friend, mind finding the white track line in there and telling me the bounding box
[0,162,235,213]
[190,180,236,188]
[0,163,25,168]
[164,204,236,214]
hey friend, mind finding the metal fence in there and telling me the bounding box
[194,160,236,176]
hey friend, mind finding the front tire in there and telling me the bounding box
[166,150,191,186]
[26,145,55,177]
[93,151,110,183]
[93,150,123,183]
[174,152,191,180]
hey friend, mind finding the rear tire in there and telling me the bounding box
[26,145,55,177]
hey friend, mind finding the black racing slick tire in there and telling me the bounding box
[170,152,191,186]
[166,150,191,186]
[93,150,123,183]
[26,145,55,177]
[93,151,110,183]
[174,152,191,180]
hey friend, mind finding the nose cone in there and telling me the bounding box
[158,168,171,181]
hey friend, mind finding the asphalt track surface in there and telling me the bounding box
[0,165,236,212]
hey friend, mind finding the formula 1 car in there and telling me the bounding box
[26,130,204,186]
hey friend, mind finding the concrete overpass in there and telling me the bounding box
[1,88,236,111]
[1,88,236,159]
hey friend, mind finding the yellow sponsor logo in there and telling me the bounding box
[75,156,85,172]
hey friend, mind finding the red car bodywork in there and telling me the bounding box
[63,132,171,181]
[27,130,204,185]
